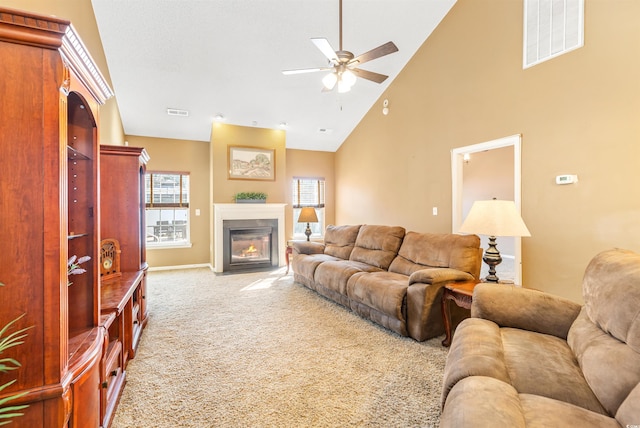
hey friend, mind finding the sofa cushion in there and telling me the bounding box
[346,271,408,321]
[569,248,640,417]
[568,308,640,417]
[582,248,640,353]
[617,383,640,428]
[441,318,606,414]
[499,327,606,414]
[349,225,405,270]
[441,376,526,428]
[389,232,482,278]
[441,376,621,428]
[313,260,382,298]
[294,253,341,283]
[323,224,362,259]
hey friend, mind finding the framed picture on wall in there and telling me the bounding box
[228,145,276,181]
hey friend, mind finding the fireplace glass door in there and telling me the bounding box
[231,228,271,265]
[222,219,279,272]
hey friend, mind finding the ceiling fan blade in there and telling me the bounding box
[351,68,389,84]
[311,38,339,64]
[282,67,331,75]
[350,41,398,66]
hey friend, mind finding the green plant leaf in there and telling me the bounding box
[234,191,267,200]
[0,318,30,425]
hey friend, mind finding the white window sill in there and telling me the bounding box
[292,235,324,242]
[147,242,193,250]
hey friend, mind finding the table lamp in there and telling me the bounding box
[298,207,318,241]
[458,199,531,283]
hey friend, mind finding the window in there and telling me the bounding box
[292,177,325,239]
[145,172,190,247]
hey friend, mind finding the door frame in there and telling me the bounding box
[451,134,523,284]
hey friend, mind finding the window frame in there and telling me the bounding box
[292,176,325,240]
[145,171,192,248]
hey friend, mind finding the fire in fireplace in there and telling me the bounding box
[223,219,279,272]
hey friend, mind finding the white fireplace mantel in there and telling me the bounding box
[213,203,287,273]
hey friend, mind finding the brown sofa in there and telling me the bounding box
[292,224,482,341]
[440,248,640,427]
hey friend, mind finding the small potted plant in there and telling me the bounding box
[234,192,267,204]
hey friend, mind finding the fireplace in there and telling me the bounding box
[213,203,286,273]
[223,219,278,272]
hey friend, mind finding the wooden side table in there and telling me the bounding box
[441,281,480,347]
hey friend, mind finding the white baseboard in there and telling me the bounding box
[148,263,213,272]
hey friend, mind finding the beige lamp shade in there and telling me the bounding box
[459,200,531,237]
[298,207,318,223]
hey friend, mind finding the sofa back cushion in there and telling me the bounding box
[582,248,640,351]
[323,225,362,260]
[567,248,640,419]
[389,232,482,278]
[349,225,405,270]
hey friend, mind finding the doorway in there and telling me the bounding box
[451,134,523,284]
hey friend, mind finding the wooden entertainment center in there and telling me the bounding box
[0,8,148,427]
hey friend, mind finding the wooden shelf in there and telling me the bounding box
[68,233,89,240]
[0,7,111,427]
[98,144,149,427]
[101,271,144,313]
[68,145,91,161]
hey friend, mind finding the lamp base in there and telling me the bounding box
[482,236,502,283]
[304,223,312,241]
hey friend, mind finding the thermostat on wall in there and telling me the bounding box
[556,174,578,185]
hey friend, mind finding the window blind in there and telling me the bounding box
[292,177,325,208]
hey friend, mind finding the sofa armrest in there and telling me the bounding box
[292,241,325,256]
[408,268,475,285]
[405,268,475,341]
[471,283,582,339]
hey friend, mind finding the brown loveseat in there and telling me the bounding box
[292,225,483,341]
[440,248,640,427]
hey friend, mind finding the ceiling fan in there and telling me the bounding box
[282,0,399,93]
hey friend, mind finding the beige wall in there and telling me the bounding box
[126,135,211,268]
[14,0,640,301]
[336,0,640,302]
[285,149,336,241]
[210,124,287,203]
[6,0,125,146]
[210,123,288,265]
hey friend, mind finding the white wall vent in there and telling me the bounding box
[523,0,584,69]
[167,108,189,117]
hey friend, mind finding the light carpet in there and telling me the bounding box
[111,268,448,428]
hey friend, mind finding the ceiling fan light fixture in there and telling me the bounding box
[342,69,356,87]
[337,78,352,93]
[322,72,338,90]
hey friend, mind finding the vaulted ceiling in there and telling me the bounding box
[92,0,456,151]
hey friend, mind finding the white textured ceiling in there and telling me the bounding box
[91,0,456,152]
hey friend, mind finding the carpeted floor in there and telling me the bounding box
[111,268,448,428]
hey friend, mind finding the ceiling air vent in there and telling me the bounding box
[523,0,584,69]
[167,108,189,117]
